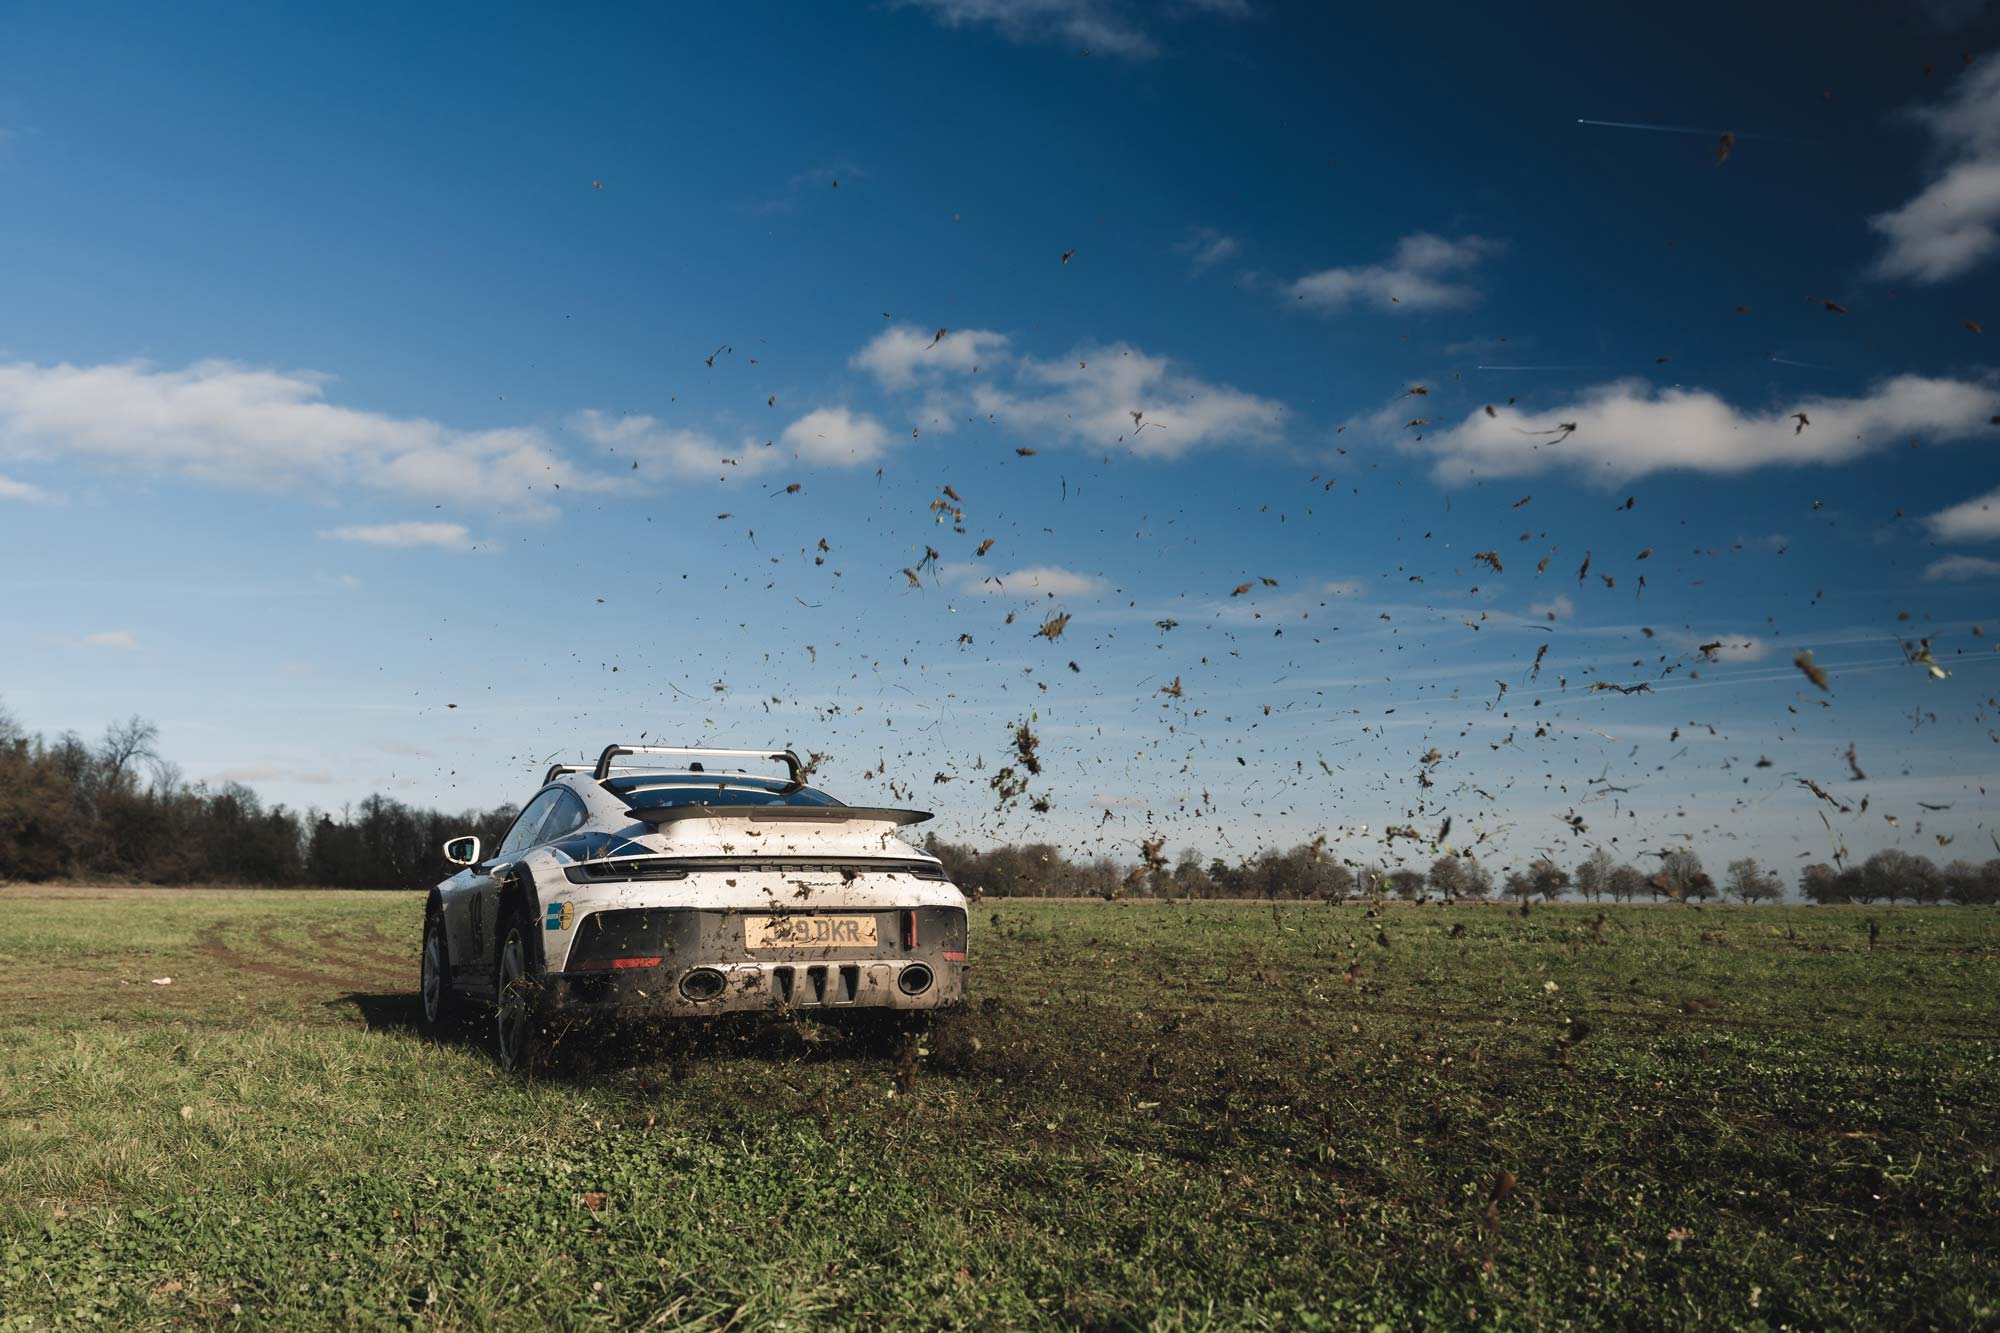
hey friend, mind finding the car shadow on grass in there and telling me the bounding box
[333,990,426,1032]
[328,988,944,1079]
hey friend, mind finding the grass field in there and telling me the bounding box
[1,888,1996,1330]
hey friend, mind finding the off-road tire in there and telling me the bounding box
[419,909,462,1029]
[493,910,548,1074]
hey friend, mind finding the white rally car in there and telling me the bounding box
[420,745,968,1069]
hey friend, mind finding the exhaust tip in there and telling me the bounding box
[679,967,726,1002]
[897,963,933,996]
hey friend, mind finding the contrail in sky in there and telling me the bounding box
[1577,118,1750,138]
[1476,364,1590,371]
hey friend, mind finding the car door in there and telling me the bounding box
[446,788,563,990]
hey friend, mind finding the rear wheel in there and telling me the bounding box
[493,919,546,1073]
[420,911,460,1028]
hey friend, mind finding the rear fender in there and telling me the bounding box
[496,868,545,972]
[422,890,448,975]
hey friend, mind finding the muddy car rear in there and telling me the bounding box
[423,745,969,1068]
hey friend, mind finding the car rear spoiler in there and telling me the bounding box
[595,745,804,784]
[624,804,933,827]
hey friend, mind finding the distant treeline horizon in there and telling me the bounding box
[3,708,1995,905]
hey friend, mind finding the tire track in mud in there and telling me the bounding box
[196,922,411,992]
[1321,997,2000,1041]
[250,922,411,982]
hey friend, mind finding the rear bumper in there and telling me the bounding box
[536,957,968,1016]
[534,902,967,1017]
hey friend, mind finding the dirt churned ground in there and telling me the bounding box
[2,885,1996,1329]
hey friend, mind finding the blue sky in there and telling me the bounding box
[4,0,1999,883]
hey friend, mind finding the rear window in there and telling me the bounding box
[607,777,842,810]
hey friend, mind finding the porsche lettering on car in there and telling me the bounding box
[419,745,969,1069]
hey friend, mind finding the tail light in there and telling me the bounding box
[577,956,662,971]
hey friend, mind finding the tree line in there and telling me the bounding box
[921,840,2000,906]
[0,709,514,889]
[3,707,1996,903]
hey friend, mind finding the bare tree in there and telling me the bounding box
[1726,857,1782,904]
[1606,864,1645,903]
[1575,848,1614,903]
[1428,855,1466,897]
[96,716,160,793]
[1658,847,1711,902]
[1800,862,1842,904]
[1942,860,2000,906]
[1862,849,1936,904]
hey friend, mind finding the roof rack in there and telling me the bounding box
[542,763,585,785]
[592,745,805,786]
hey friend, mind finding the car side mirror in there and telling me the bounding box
[443,835,482,867]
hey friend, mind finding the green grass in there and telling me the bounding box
[1,888,1996,1330]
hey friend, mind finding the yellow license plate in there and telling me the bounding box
[744,915,879,949]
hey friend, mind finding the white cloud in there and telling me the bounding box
[83,630,138,651]
[1926,485,2000,541]
[573,406,892,475]
[851,325,1009,390]
[0,360,610,518]
[971,343,1284,459]
[320,521,478,551]
[1204,577,1360,626]
[947,563,1109,597]
[895,0,1159,57]
[1924,553,2000,580]
[568,410,779,479]
[1526,594,1574,622]
[1289,234,1502,312]
[1397,375,2000,483]
[856,328,1282,459]
[1662,631,1770,663]
[1871,53,2000,282]
[1175,227,1241,269]
[780,407,890,465]
[0,471,49,502]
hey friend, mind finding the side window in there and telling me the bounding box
[497,790,562,858]
[536,790,588,844]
